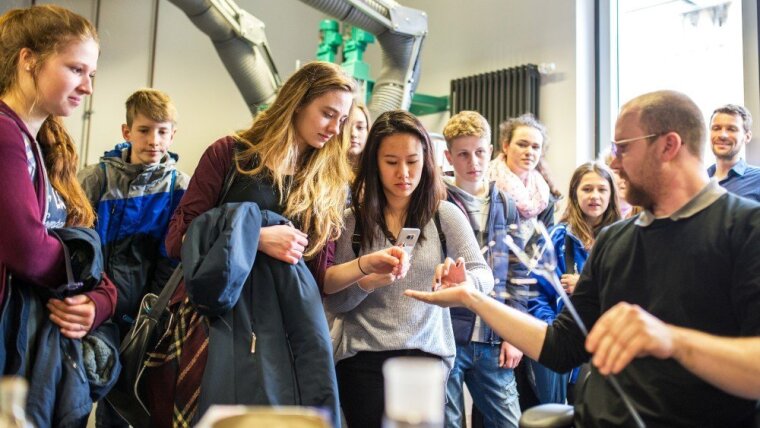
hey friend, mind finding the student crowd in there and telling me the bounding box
[1,5,759,428]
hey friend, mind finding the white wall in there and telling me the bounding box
[150,1,340,172]
[405,0,595,193]
[4,0,596,193]
[70,0,332,172]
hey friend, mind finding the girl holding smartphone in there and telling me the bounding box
[323,110,493,428]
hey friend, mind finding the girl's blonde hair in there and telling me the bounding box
[348,103,371,169]
[235,61,356,257]
[0,5,98,227]
[561,161,621,249]
[352,104,371,129]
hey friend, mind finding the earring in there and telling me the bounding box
[25,65,31,72]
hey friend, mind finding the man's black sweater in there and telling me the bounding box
[539,191,760,427]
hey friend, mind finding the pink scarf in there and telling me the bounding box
[489,154,550,219]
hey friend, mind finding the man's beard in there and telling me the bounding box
[620,171,654,211]
[711,140,742,161]
[713,147,741,161]
[624,183,653,211]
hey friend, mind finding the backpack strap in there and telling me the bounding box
[446,190,468,220]
[216,143,239,206]
[98,162,108,200]
[98,162,111,264]
[564,232,576,274]
[433,211,447,260]
[352,212,362,258]
[168,169,177,211]
[501,190,519,226]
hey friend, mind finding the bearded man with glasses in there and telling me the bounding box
[407,90,760,427]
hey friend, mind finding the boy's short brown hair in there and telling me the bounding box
[442,111,491,150]
[125,88,177,127]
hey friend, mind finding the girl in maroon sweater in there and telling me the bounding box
[0,6,116,349]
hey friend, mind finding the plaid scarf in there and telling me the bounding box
[145,297,209,427]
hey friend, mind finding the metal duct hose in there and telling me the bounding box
[214,39,280,112]
[168,0,280,114]
[371,30,423,118]
[297,0,388,34]
[298,0,426,117]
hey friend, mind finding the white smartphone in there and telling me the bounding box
[397,228,421,254]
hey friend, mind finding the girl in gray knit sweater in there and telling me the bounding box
[323,110,493,428]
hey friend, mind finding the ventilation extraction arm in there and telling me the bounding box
[296,0,427,118]
[167,0,281,114]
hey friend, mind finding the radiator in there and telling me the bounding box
[450,64,540,151]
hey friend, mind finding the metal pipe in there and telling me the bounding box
[148,0,160,87]
[298,0,427,117]
[167,0,281,114]
[78,0,101,168]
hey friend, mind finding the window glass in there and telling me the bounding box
[617,0,744,159]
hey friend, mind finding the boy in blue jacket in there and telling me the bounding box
[78,88,190,427]
[442,111,528,428]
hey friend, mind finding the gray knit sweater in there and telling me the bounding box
[324,201,494,370]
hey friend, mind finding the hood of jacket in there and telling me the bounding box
[100,142,180,176]
[48,227,103,298]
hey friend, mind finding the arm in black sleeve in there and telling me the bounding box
[538,230,606,372]
[730,205,760,336]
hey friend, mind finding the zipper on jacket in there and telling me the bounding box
[250,331,257,354]
[62,340,87,383]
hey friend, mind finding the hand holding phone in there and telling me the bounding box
[358,246,410,288]
[397,227,421,255]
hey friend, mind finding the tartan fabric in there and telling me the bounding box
[145,297,208,427]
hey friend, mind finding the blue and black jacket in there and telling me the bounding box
[1,227,120,427]
[446,180,530,345]
[528,222,587,385]
[528,223,589,326]
[78,142,189,335]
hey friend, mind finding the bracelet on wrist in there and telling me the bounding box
[357,255,370,276]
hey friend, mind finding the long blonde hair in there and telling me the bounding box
[235,61,356,257]
[0,5,97,227]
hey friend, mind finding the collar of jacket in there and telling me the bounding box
[101,142,180,173]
